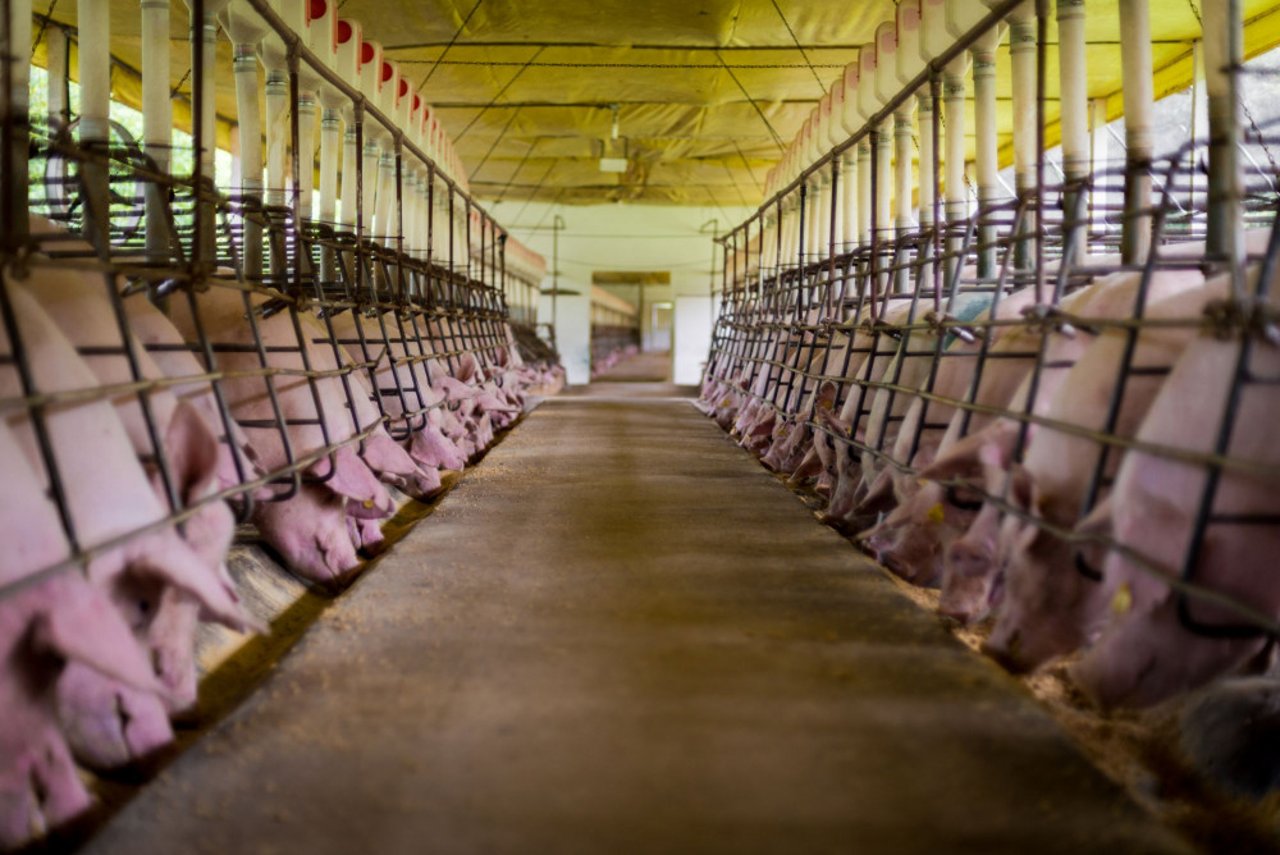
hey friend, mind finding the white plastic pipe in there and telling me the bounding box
[220,1,267,275]
[923,0,968,278]
[264,70,289,207]
[78,0,111,144]
[357,39,384,234]
[1058,0,1089,261]
[297,93,317,218]
[335,18,361,229]
[374,62,401,243]
[894,1,923,239]
[77,0,111,243]
[804,113,823,256]
[971,24,1002,277]
[1089,97,1109,237]
[1118,0,1153,263]
[46,24,67,127]
[1007,2,1036,198]
[307,0,341,225]
[1202,0,1244,271]
[1007,1,1036,267]
[941,47,970,245]
[871,26,895,279]
[838,63,860,249]
[140,0,170,260]
[824,84,845,249]
[855,51,880,249]
[879,14,918,274]
[919,0,948,237]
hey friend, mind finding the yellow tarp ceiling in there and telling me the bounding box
[29,0,1280,208]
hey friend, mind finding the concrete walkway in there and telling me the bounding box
[87,395,1189,855]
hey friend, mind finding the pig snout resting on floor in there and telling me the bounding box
[0,281,256,768]
[0,417,168,849]
[1067,279,1280,710]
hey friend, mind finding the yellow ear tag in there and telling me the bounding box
[720,396,732,408]
[363,499,375,510]
[926,503,945,524]
[818,398,834,411]
[1110,583,1133,615]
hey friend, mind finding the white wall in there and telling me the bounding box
[538,290,591,385]
[494,201,753,348]
[673,296,717,385]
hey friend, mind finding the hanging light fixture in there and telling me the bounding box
[600,104,627,172]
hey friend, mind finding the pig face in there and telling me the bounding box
[814,406,858,519]
[254,484,361,587]
[359,431,442,499]
[983,490,1111,672]
[860,478,978,587]
[1070,575,1269,711]
[56,664,174,771]
[1,575,165,848]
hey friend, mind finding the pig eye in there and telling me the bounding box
[1074,550,1102,580]
[945,484,984,512]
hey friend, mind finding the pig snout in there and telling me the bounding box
[56,663,174,771]
[939,538,998,623]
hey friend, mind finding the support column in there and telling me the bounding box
[1118,0,1153,263]
[1057,0,1089,263]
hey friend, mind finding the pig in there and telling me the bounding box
[301,312,443,499]
[0,421,167,848]
[125,292,266,496]
[1067,273,1280,709]
[168,288,395,514]
[983,276,1238,671]
[813,300,918,527]
[0,281,254,769]
[864,267,1201,588]
[938,264,1207,622]
[166,288,393,584]
[17,269,241,719]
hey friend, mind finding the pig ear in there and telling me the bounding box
[31,578,166,695]
[311,445,394,516]
[122,532,262,634]
[164,400,221,505]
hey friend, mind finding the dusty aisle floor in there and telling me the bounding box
[86,394,1190,855]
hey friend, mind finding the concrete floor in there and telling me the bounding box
[86,392,1190,855]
